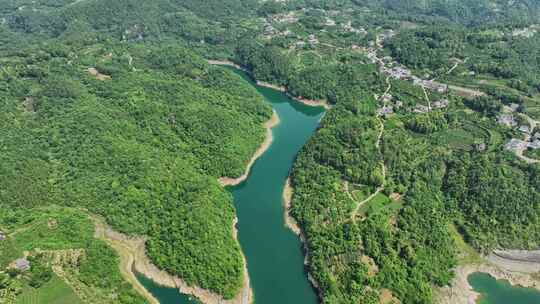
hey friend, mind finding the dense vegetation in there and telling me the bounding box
[289,82,539,303]
[0,8,272,298]
[1,0,539,303]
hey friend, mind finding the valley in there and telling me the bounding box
[1,1,540,304]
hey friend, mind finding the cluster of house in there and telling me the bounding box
[498,114,518,128]
[531,134,540,149]
[413,99,450,113]
[342,21,366,35]
[505,131,540,151]
[376,96,449,116]
[384,66,412,80]
[325,18,336,26]
[412,99,450,114]
[363,30,451,98]
[377,29,396,45]
[268,11,298,24]
[413,78,449,93]
[498,111,539,136]
[512,25,538,38]
[292,34,319,48]
[263,23,295,41]
[505,134,540,152]
[378,59,449,96]
[377,105,395,116]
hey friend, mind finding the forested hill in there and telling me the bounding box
[0,4,272,300]
[0,0,260,58]
[3,0,540,51]
[356,0,540,24]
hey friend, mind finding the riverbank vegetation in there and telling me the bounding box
[1,0,539,303]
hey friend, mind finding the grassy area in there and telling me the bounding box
[523,97,540,121]
[432,128,478,151]
[448,224,482,265]
[16,275,82,304]
[359,193,400,216]
[349,184,372,202]
[0,239,21,269]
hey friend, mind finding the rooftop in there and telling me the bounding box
[505,139,528,151]
[15,258,30,271]
[529,140,540,149]
[497,114,517,127]
[377,106,394,116]
[519,125,531,133]
[432,99,449,109]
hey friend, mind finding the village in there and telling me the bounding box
[262,10,540,163]
[498,105,540,163]
[258,7,540,163]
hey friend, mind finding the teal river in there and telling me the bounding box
[137,67,324,304]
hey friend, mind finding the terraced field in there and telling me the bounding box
[16,275,81,304]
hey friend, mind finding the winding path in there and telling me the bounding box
[350,117,387,221]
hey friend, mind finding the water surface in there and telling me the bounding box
[229,69,324,304]
[468,272,540,304]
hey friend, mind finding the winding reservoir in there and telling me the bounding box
[138,68,324,303]
[468,272,540,304]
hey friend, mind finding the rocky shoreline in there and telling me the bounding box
[92,214,252,304]
[218,110,280,186]
[282,178,324,300]
[437,252,540,304]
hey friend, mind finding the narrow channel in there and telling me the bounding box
[137,68,325,303]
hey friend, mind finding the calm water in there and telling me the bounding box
[468,272,540,304]
[137,67,324,303]
[136,272,199,304]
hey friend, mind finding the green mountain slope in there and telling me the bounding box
[0,37,271,298]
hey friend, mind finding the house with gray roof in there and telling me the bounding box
[377,106,394,116]
[505,139,528,151]
[519,125,531,134]
[432,99,449,109]
[529,139,540,150]
[413,104,430,113]
[15,258,30,271]
[497,114,517,127]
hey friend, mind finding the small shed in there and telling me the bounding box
[0,232,5,241]
[519,125,531,134]
[15,258,30,271]
[476,143,487,152]
[529,140,540,150]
